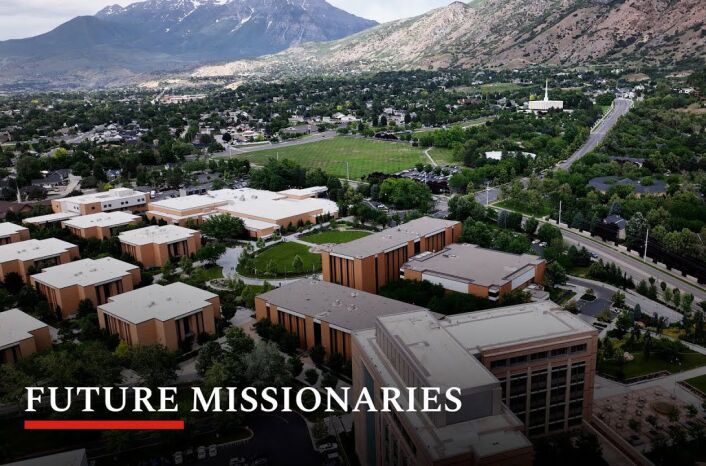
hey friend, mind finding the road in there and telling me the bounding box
[473,98,633,205]
[212,131,337,158]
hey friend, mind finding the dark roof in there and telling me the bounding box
[0,201,34,219]
[603,215,627,229]
[588,176,667,194]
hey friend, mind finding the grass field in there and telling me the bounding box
[495,199,553,218]
[302,230,371,244]
[243,137,429,179]
[600,351,706,381]
[246,242,321,277]
[684,374,706,393]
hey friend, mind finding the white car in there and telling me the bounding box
[539,242,548,248]
[208,445,217,457]
[173,452,183,465]
[229,458,246,466]
[197,446,206,460]
[318,443,338,454]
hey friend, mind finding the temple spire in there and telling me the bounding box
[544,79,549,101]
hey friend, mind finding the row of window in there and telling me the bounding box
[490,343,588,369]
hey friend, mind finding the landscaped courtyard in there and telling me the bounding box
[239,242,321,277]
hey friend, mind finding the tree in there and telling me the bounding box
[304,368,319,385]
[195,243,226,266]
[129,345,177,388]
[200,214,246,241]
[288,356,303,378]
[321,372,338,389]
[179,255,193,275]
[524,217,539,236]
[225,327,255,355]
[544,262,568,287]
[612,291,626,309]
[378,178,432,212]
[292,255,304,274]
[626,212,647,250]
[3,272,23,295]
[310,345,326,365]
[538,223,562,244]
[196,341,223,376]
[161,259,175,280]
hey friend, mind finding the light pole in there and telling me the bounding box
[485,181,491,206]
[643,228,649,261]
[558,200,562,226]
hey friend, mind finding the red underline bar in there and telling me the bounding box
[25,420,185,430]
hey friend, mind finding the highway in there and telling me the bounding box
[474,98,633,205]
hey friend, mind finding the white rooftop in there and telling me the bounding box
[442,301,597,353]
[0,308,48,350]
[22,212,80,225]
[149,194,227,212]
[0,222,28,238]
[31,257,138,289]
[278,186,328,197]
[62,212,140,229]
[217,197,338,222]
[119,225,197,246]
[99,283,218,324]
[58,188,144,205]
[0,238,76,263]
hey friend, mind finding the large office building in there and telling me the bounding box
[321,217,461,294]
[51,188,150,215]
[97,283,220,351]
[353,301,597,465]
[118,225,201,269]
[146,187,338,238]
[401,244,546,300]
[255,279,427,359]
[30,258,141,319]
[0,238,80,282]
[0,308,52,364]
[0,222,30,245]
[61,212,141,240]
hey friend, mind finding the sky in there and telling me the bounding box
[0,0,458,41]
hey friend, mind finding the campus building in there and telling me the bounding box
[119,225,201,269]
[352,301,598,465]
[0,308,52,364]
[60,212,141,239]
[321,217,461,294]
[255,279,427,359]
[97,283,220,351]
[30,258,141,319]
[401,244,546,300]
[0,222,30,245]
[0,238,80,282]
[146,187,338,238]
[23,212,80,229]
[51,188,150,215]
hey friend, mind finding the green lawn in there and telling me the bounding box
[245,242,321,277]
[600,352,706,380]
[684,374,706,394]
[243,137,428,179]
[302,229,371,245]
[201,265,223,280]
[427,147,457,165]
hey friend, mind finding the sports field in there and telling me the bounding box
[243,137,429,179]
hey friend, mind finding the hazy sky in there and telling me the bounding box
[0,0,458,41]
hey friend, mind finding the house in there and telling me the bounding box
[0,308,52,364]
[602,215,627,240]
[97,283,220,351]
[119,225,201,269]
[31,258,141,318]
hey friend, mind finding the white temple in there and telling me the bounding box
[528,79,564,113]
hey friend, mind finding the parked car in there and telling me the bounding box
[317,443,338,454]
[197,446,206,460]
[252,458,268,466]
[173,452,183,465]
[229,458,246,466]
[208,445,217,458]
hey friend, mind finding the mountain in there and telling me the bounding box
[193,0,706,79]
[0,0,377,89]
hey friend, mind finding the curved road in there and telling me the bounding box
[474,98,633,205]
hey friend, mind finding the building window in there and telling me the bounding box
[570,343,587,354]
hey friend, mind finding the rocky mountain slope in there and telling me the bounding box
[193,0,706,79]
[0,0,376,89]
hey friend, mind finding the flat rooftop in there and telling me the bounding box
[0,308,47,350]
[62,211,140,229]
[2,449,87,466]
[149,194,227,212]
[329,217,460,259]
[402,243,544,287]
[99,283,218,324]
[217,197,337,222]
[278,186,328,197]
[442,301,597,353]
[119,225,197,246]
[257,280,428,332]
[0,222,28,237]
[58,188,145,205]
[31,257,138,288]
[376,310,498,390]
[23,212,80,225]
[0,238,76,263]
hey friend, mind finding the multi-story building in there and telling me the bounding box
[118,225,201,269]
[255,279,427,359]
[23,212,80,229]
[51,188,150,215]
[146,187,338,238]
[321,217,461,294]
[0,308,52,364]
[30,258,141,319]
[445,303,598,437]
[401,244,546,301]
[61,212,141,240]
[2,449,88,466]
[0,238,80,282]
[97,283,220,351]
[352,301,598,465]
[0,222,30,245]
